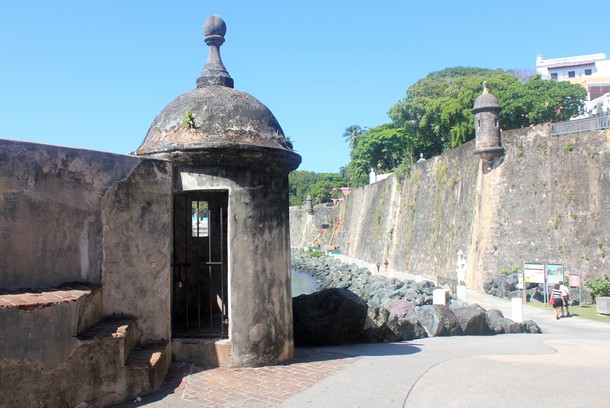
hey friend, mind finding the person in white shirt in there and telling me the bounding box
[559,282,572,317]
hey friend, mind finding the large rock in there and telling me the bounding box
[292,251,543,341]
[485,309,522,334]
[389,314,428,341]
[520,320,542,334]
[361,306,399,343]
[450,303,492,335]
[415,305,463,337]
[386,298,417,318]
[293,288,368,346]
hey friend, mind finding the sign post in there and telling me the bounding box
[569,273,581,309]
[545,263,564,303]
[523,263,545,302]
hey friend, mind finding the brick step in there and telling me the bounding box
[126,341,169,368]
[126,341,172,393]
[0,283,98,310]
[77,317,137,364]
[173,338,232,367]
[0,283,103,366]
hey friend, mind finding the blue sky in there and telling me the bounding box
[1,1,609,173]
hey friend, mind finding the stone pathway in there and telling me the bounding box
[120,349,358,407]
[115,290,610,407]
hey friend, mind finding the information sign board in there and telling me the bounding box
[546,264,564,285]
[569,274,580,287]
[523,263,545,284]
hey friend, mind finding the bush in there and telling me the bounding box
[307,250,323,258]
[585,274,610,298]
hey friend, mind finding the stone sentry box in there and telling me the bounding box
[472,82,503,163]
[137,15,301,367]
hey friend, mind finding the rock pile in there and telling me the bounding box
[483,272,592,305]
[292,250,541,345]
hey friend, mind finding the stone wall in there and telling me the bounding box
[177,165,294,366]
[290,125,610,290]
[0,139,172,342]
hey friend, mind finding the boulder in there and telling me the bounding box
[485,309,522,334]
[386,298,417,319]
[450,303,492,335]
[391,314,428,340]
[361,306,399,343]
[293,288,368,346]
[415,305,463,337]
[528,288,545,303]
[520,320,542,334]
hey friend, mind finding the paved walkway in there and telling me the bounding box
[116,291,610,408]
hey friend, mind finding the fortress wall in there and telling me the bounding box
[0,139,172,341]
[290,125,610,290]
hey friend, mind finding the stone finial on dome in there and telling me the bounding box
[197,15,234,88]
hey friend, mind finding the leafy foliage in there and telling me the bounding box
[343,124,364,153]
[388,68,520,155]
[181,111,195,128]
[337,67,587,191]
[388,67,587,158]
[289,170,346,206]
[496,75,587,129]
[347,123,415,186]
[585,274,610,298]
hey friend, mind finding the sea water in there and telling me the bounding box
[291,269,318,296]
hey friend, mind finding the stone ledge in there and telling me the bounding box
[77,317,132,341]
[0,283,98,310]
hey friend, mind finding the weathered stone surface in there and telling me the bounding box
[520,320,542,334]
[361,306,399,343]
[292,250,539,341]
[450,303,492,335]
[0,139,146,288]
[137,15,299,171]
[485,309,523,334]
[389,314,428,341]
[0,320,170,408]
[293,288,368,346]
[181,166,295,367]
[290,127,610,290]
[415,305,463,337]
[386,298,417,318]
[102,159,172,342]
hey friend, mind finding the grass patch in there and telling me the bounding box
[526,301,610,323]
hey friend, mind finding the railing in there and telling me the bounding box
[437,275,457,297]
[551,115,610,136]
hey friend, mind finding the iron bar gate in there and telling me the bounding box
[172,191,228,338]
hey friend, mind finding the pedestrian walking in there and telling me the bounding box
[551,283,564,320]
[559,281,572,317]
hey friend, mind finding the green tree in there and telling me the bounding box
[342,124,364,153]
[309,179,335,204]
[341,67,587,190]
[348,123,414,187]
[388,67,587,155]
[288,170,345,206]
[497,74,587,129]
[389,68,519,155]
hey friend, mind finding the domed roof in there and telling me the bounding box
[136,15,300,170]
[472,82,501,112]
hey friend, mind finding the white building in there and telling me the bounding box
[536,53,610,116]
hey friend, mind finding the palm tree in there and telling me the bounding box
[342,125,363,151]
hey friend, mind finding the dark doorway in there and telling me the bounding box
[172,191,228,338]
